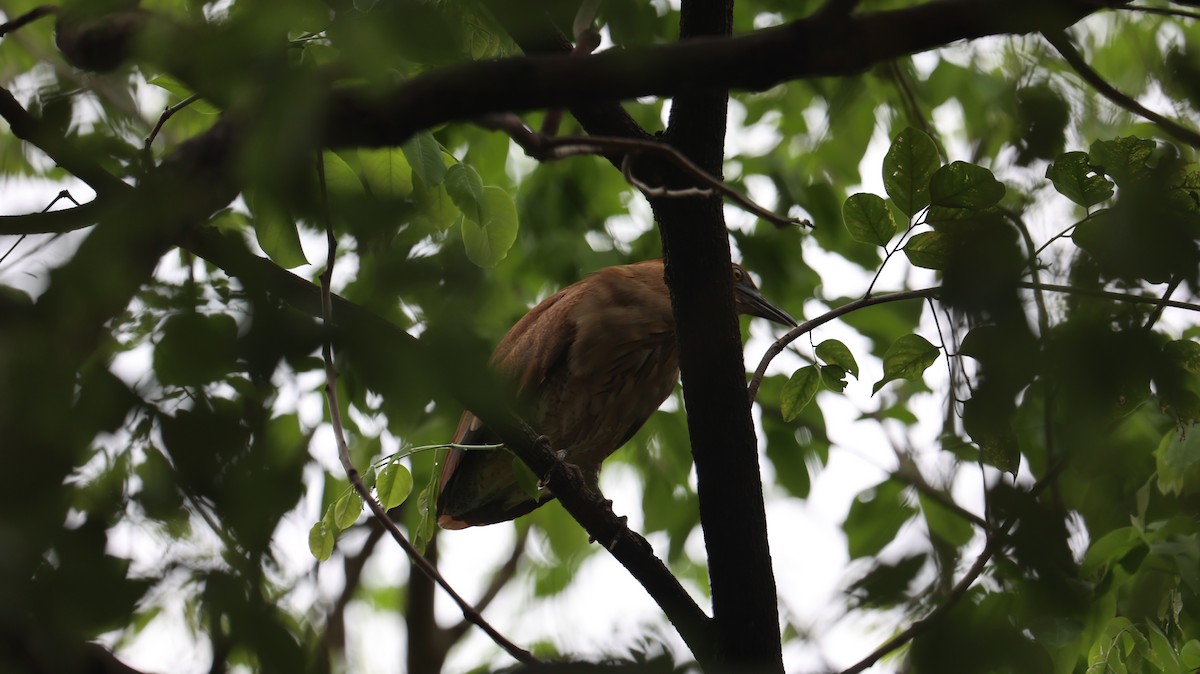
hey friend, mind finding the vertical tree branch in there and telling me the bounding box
[652,0,784,670]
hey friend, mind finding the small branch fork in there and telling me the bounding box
[475,113,811,230]
[314,158,537,666]
[834,460,1067,674]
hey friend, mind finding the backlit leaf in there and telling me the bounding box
[308,520,334,561]
[445,163,485,223]
[358,148,413,199]
[402,132,447,187]
[929,161,1005,209]
[903,231,952,269]
[1046,151,1114,207]
[873,334,940,394]
[843,192,896,246]
[461,186,519,267]
[781,365,820,421]
[1089,136,1154,185]
[376,460,414,510]
[815,339,859,378]
[883,127,940,216]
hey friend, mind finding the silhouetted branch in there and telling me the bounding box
[1043,29,1200,149]
[748,288,941,403]
[836,460,1069,674]
[144,94,200,156]
[478,114,809,229]
[0,5,59,38]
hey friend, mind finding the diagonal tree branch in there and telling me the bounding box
[1043,29,1200,149]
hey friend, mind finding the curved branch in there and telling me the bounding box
[0,5,59,38]
[747,288,941,403]
[478,116,809,229]
[1043,29,1200,149]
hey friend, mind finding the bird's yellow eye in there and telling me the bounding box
[732,266,744,283]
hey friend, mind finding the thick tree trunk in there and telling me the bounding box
[651,0,785,670]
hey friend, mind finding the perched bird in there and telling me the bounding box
[436,259,797,529]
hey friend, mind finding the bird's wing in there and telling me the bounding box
[436,290,576,518]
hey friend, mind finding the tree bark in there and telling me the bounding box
[650,0,784,670]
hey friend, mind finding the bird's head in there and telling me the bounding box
[731,263,798,328]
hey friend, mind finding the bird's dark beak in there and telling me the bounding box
[735,283,798,328]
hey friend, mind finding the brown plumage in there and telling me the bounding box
[436,259,796,529]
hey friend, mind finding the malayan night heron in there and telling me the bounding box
[436,259,796,529]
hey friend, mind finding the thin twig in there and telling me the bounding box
[475,114,810,229]
[748,280,1200,405]
[837,459,1068,674]
[314,156,537,666]
[1044,29,1200,149]
[0,190,78,267]
[144,94,200,155]
[0,5,59,38]
[747,288,940,403]
[864,219,920,299]
[1020,280,1200,312]
[837,536,995,674]
[1142,275,1183,331]
[1003,207,1050,335]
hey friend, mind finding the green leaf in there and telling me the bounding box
[358,148,413,199]
[903,231,952,270]
[820,364,848,392]
[376,460,414,510]
[322,151,364,197]
[332,490,362,530]
[781,365,821,421]
[1089,136,1154,185]
[842,193,896,246]
[308,520,334,561]
[1081,527,1142,578]
[919,492,974,548]
[929,161,1006,209]
[1046,151,1115,207]
[873,334,940,394]
[815,339,858,378]
[153,313,238,386]
[844,480,915,559]
[402,132,447,187]
[249,191,308,269]
[1156,426,1200,496]
[461,186,519,267]
[883,127,940,216]
[1165,340,1200,374]
[1180,640,1200,670]
[445,163,485,223]
[511,455,541,500]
